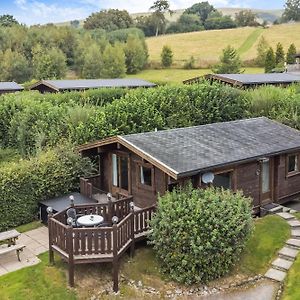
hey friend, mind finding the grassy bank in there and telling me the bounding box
[127,67,264,84]
[146,23,300,66]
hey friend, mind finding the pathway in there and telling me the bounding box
[0,226,48,276]
[265,212,300,282]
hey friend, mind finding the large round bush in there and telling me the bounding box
[149,184,253,284]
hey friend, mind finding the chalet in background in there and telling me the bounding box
[78,117,300,215]
[29,79,156,93]
[183,73,300,87]
[0,82,24,94]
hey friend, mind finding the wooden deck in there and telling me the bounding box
[48,196,155,292]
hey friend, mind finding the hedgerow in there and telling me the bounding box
[149,184,253,284]
[0,145,94,231]
[0,82,249,155]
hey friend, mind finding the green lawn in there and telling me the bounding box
[0,215,288,299]
[127,67,264,84]
[237,28,263,56]
[0,252,76,300]
[234,215,290,275]
[282,212,300,300]
[16,221,43,233]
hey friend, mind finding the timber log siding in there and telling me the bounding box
[82,147,300,213]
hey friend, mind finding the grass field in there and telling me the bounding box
[146,23,300,67]
[126,67,264,83]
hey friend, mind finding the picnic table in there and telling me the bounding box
[0,229,25,261]
[0,229,20,246]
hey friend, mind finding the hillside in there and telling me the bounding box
[146,22,300,67]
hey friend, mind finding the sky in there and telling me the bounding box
[0,0,286,25]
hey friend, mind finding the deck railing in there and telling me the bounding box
[48,201,156,291]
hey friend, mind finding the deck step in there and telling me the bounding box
[269,205,284,213]
[278,246,299,260]
[265,268,287,282]
[271,257,293,271]
[276,212,295,220]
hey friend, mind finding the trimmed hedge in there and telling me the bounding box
[0,82,249,155]
[149,184,253,284]
[0,145,94,231]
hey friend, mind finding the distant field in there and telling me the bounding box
[146,23,300,67]
[126,68,264,84]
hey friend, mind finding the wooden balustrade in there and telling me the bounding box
[48,200,156,292]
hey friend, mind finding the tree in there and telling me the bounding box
[134,15,158,37]
[124,35,148,74]
[150,0,173,36]
[0,49,31,82]
[101,44,126,78]
[32,44,67,79]
[212,45,242,74]
[286,43,297,64]
[235,10,258,27]
[81,44,103,79]
[204,15,236,30]
[161,45,173,67]
[283,0,300,21]
[265,47,276,73]
[166,13,204,33]
[184,2,216,23]
[83,9,133,31]
[275,42,285,65]
[70,20,80,28]
[0,15,19,27]
[256,36,270,67]
[149,184,253,284]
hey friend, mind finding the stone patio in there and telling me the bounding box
[0,226,48,276]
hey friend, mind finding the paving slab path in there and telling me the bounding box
[0,226,48,276]
[265,212,300,283]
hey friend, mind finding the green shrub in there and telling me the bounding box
[0,145,94,231]
[149,184,253,284]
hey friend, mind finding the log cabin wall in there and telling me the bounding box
[235,161,261,208]
[277,154,300,203]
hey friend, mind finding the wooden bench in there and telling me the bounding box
[0,244,26,261]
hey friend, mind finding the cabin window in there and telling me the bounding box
[288,154,299,174]
[140,166,152,186]
[112,153,129,190]
[137,162,154,190]
[261,159,270,193]
[112,154,118,186]
[213,172,231,189]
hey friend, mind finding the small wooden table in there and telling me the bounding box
[0,229,20,246]
[77,215,104,227]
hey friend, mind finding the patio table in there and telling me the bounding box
[0,229,20,246]
[76,215,104,227]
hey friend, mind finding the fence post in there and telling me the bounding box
[130,202,135,258]
[67,225,75,287]
[47,207,54,265]
[112,222,119,292]
[108,193,113,225]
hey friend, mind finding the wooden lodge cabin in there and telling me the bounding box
[183,73,300,88]
[78,117,300,215]
[29,79,156,93]
[0,82,24,94]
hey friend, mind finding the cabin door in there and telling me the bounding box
[111,153,130,197]
[260,158,273,205]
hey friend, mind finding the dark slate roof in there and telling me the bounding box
[39,192,96,212]
[206,73,300,85]
[120,117,300,177]
[33,79,156,90]
[0,82,23,91]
